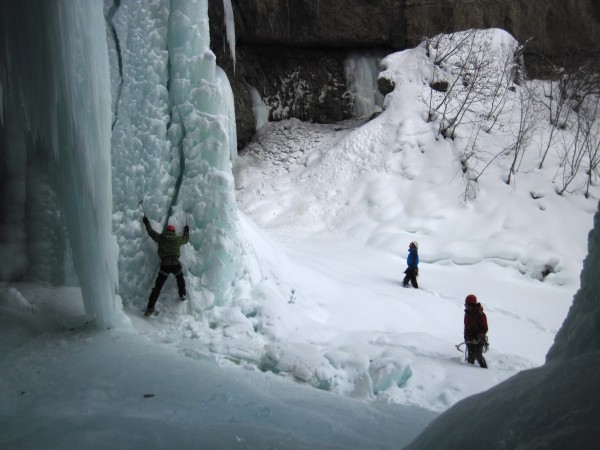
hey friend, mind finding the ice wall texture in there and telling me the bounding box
[109,0,173,304]
[547,201,600,361]
[109,0,242,308]
[0,0,121,328]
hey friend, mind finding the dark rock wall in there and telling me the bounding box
[209,0,600,150]
[404,0,600,77]
[214,44,355,151]
[231,0,405,48]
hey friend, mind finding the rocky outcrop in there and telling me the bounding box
[221,0,599,58]
[212,44,355,152]
[209,0,600,150]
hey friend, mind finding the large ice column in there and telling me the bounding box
[0,0,121,328]
[168,0,243,308]
[53,0,121,328]
[109,0,173,305]
[108,0,242,309]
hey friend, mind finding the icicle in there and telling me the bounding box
[223,0,236,69]
[52,0,122,328]
[216,65,238,161]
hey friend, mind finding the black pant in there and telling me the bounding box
[147,264,186,311]
[402,267,418,288]
[467,342,487,368]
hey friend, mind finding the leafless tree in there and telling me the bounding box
[481,40,530,132]
[554,116,587,195]
[535,52,600,195]
[423,29,479,126]
[538,54,600,170]
[458,128,508,201]
[459,129,485,201]
[424,30,519,140]
[424,29,478,66]
[537,64,577,169]
[505,87,538,185]
[581,96,600,197]
[538,79,569,169]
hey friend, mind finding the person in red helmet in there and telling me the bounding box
[142,216,190,316]
[463,294,488,368]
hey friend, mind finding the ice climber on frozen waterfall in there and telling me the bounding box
[143,216,190,316]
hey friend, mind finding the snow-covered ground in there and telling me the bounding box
[0,283,436,449]
[2,26,599,448]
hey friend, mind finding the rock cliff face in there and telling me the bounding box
[209,0,600,150]
[403,0,600,74]
[213,44,356,150]
[230,0,405,48]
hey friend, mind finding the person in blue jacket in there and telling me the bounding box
[402,241,419,288]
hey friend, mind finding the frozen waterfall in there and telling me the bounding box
[249,85,269,131]
[0,0,122,328]
[223,0,236,69]
[167,0,243,308]
[110,0,243,310]
[1,0,244,325]
[344,51,385,118]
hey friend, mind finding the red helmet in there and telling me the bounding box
[465,294,478,304]
[166,224,176,232]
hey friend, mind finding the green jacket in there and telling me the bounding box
[144,222,189,265]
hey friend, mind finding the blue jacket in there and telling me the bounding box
[407,247,419,268]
